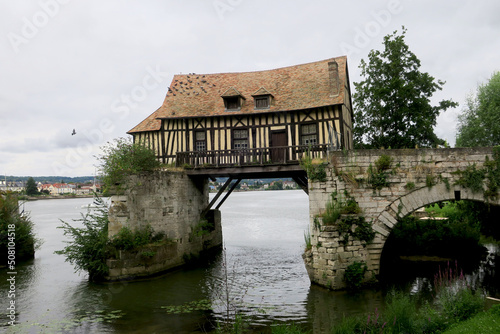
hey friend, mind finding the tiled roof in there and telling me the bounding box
[128,56,348,134]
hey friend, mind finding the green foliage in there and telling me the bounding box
[374,154,393,171]
[337,216,375,245]
[344,261,367,290]
[384,291,418,333]
[271,323,309,334]
[25,177,39,196]
[405,181,416,191]
[192,218,215,238]
[456,71,500,147]
[55,196,110,281]
[0,192,38,264]
[300,152,327,182]
[427,200,500,240]
[304,229,312,251]
[434,262,484,323]
[111,225,165,250]
[426,174,436,188]
[332,281,489,334]
[97,137,161,195]
[367,164,389,190]
[454,164,486,193]
[353,27,457,148]
[56,197,168,281]
[443,305,500,334]
[387,215,483,259]
[321,191,361,225]
[351,217,376,244]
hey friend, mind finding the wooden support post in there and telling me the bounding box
[215,179,242,210]
[292,176,308,195]
[201,177,233,217]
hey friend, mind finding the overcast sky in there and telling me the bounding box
[1,0,499,177]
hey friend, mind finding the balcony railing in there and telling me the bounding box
[175,144,331,168]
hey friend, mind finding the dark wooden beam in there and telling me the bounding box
[215,179,242,210]
[292,176,308,195]
[201,177,233,217]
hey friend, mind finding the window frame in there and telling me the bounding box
[232,128,249,150]
[254,95,270,109]
[300,122,318,146]
[194,130,207,151]
[224,96,241,111]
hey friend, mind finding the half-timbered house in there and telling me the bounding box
[128,56,353,168]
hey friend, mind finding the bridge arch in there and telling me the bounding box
[368,183,500,275]
[305,147,498,290]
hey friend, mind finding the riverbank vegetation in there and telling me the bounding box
[55,196,173,281]
[0,191,38,265]
[271,269,499,334]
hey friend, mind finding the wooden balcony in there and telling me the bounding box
[175,144,331,169]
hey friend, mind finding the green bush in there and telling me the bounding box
[111,225,165,250]
[0,192,38,264]
[321,191,361,225]
[300,152,327,182]
[55,196,110,281]
[192,219,215,238]
[97,137,161,195]
[375,154,393,171]
[344,261,367,290]
[367,164,389,190]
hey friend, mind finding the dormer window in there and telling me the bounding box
[224,96,241,111]
[252,87,273,110]
[221,87,245,111]
[254,96,270,109]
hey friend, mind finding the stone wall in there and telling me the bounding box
[305,147,498,290]
[106,170,222,280]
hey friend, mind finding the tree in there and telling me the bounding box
[353,27,458,149]
[25,177,39,196]
[456,72,500,147]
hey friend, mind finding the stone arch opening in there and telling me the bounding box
[370,182,500,278]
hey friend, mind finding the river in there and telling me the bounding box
[1,191,498,333]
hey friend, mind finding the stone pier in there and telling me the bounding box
[106,170,222,280]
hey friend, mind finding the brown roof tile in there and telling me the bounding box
[128,56,348,133]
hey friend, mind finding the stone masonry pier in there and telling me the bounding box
[304,147,500,290]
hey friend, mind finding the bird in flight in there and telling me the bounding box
[71,129,76,135]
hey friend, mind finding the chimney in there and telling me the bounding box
[328,60,340,96]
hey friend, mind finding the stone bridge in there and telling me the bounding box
[304,147,500,290]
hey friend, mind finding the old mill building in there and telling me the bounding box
[128,56,353,167]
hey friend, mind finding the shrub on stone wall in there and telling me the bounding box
[344,261,367,290]
[97,137,161,195]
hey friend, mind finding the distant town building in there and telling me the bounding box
[0,180,26,192]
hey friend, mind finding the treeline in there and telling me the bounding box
[1,176,95,184]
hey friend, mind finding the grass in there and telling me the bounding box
[443,305,500,333]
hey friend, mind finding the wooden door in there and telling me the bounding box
[271,131,287,163]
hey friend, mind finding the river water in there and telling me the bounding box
[1,191,498,333]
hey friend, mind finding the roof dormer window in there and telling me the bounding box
[221,87,245,111]
[252,87,273,110]
[224,96,241,111]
